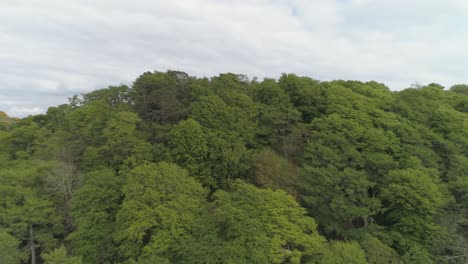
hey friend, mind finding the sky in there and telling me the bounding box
[2,0,468,117]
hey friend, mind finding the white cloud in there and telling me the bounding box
[1,0,468,117]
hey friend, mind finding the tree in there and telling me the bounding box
[101,111,145,169]
[131,71,192,126]
[0,230,26,264]
[45,161,81,232]
[358,234,401,264]
[8,118,42,158]
[278,74,324,122]
[0,160,61,264]
[300,165,379,235]
[189,95,256,188]
[115,162,207,261]
[174,181,325,263]
[254,148,298,197]
[0,186,59,264]
[450,84,468,96]
[0,111,19,131]
[44,104,72,132]
[379,169,448,258]
[42,245,83,264]
[82,85,131,109]
[2,70,467,263]
[190,94,256,144]
[64,99,112,146]
[70,168,122,263]
[316,241,368,264]
[251,79,301,150]
[169,119,210,185]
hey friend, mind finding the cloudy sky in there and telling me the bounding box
[2,0,468,117]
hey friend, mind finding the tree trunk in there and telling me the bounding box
[30,222,35,264]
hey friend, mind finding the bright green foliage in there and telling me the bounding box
[115,162,207,261]
[0,230,26,264]
[380,169,448,248]
[121,141,154,171]
[169,119,210,185]
[181,96,255,188]
[316,241,368,264]
[70,168,122,263]
[191,94,257,143]
[0,160,61,262]
[174,181,325,264]
[42,245,83,264]
[101,111,143,168]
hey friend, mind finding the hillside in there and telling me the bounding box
[0,111,18,130]
[0,71,467,263]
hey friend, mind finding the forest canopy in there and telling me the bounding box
[0,71,467,263]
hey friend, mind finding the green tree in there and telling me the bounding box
[254,148,298,197]
[82,85,130,109]
[278,74,325,122]
[131,70,192,125]
[0,230,26,264]
[101,111,143,169]
[174,181,325,264]
[0,160,61,264]
[450,84,468,96]
[6,118,43,158]
[251,79,301,150]
[379,169,448,258]
[70,168,122,263]
[358,234,401,264]
[115,162,207,261]
[316,241,368,264]
[191,94,257,144]
[169,119,210,185]
[42,245,83,264]
[0,186,59,264]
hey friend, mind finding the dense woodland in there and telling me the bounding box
[0,71,467,264]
